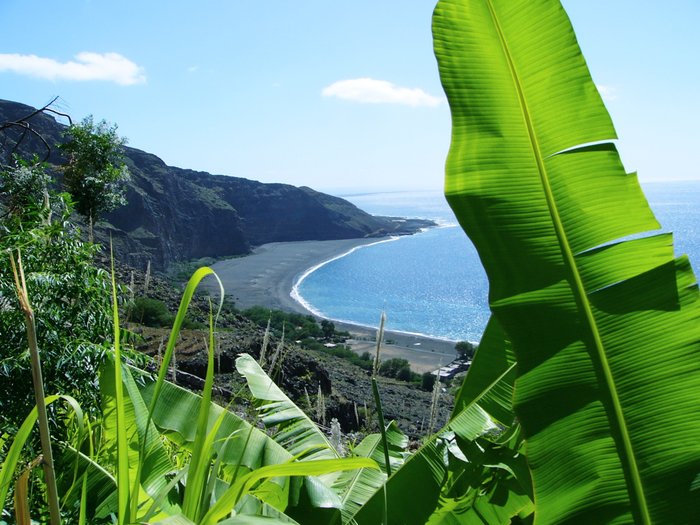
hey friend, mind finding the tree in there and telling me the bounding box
[378,358,411,380]
[454,340,475,359]
[320,319,336,339]
[59,115,130,242]
[421,371,436,391]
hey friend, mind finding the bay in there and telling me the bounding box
[295,182,700,342]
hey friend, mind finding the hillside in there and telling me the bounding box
[0,99,433,271]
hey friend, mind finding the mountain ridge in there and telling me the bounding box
[0,99,433,271]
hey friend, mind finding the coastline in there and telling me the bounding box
[207,238,458,372]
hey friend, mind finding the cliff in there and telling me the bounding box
[0,99,433,270]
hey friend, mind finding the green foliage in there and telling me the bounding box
[433,0,700,522]
[166,256,219,283]
[320,344,372,371]
[58,115,130,233]
[0,200,113,438]
[0,157,52,218]
[351,319,526,524]
[421,371,436,392]
[3,265,378,523]
[131,296,174,327]
[378,358,411,380]
[0,155,122,520]
[320,319,335,339]
[5,2,700,523]
[454,340,475,359]
[243,306,321,340]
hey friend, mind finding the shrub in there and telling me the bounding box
[454,340,475,359]
[131,296,174,327]
[421,371,437,391]
[243,306,322,339]
[378,358,412,380]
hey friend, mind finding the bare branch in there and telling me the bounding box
[0,96,68,164]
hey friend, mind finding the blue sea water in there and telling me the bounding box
[295,182,700,342]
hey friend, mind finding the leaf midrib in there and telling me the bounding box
[481,1,650,522]
[337,434,384,511]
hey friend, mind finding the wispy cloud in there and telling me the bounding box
[0,52,146,85]
[322,78,443,107]
[597,84,618,102]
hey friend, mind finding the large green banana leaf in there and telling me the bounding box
[433,0,700,523]
[235,354,340,463]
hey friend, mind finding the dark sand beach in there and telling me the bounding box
[207,239,458,372]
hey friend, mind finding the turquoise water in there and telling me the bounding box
[295,182,700,342]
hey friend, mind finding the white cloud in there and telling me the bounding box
[597,84,618,102]
[0,52,146,85]
[322,78,443,107]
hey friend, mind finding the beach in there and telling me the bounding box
[207,238,458,373]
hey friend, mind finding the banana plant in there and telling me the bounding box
[58,265,376,524]
[433,0,700,523]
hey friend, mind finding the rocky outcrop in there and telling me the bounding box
[1,99,434,271]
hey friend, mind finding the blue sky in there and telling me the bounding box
[1,1,698,192]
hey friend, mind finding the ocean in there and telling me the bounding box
[294,182,700,342]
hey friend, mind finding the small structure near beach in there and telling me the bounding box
[432,359,471,381]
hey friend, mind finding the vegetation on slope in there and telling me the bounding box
[3,1,700,523]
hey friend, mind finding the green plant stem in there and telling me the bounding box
[370,312,392,478]
[371,378,392,477]
[25,314,61,525]
[10,252,61,525]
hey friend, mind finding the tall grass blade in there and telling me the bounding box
[78,469,88,525]
[129,267,223,519]
[13,455,42,525]
[145,267,223,421]
[370,313,392,477]
[183,304,223,521]
[109,244,131,525]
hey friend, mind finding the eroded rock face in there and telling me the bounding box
[1,99,435,272]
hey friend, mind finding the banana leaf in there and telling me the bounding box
[331,421,409,522]
[433,0,700,522]
[138,367,348,521]
[99,356,179,518]
[236,353,354,522]
[425,434,533,525]
[137,374,293,475]
[235,354,339,463]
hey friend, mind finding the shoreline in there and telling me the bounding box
[207,238,458,372]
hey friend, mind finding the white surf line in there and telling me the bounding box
[290,236,400,317]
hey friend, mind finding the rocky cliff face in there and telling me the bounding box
[1,99,432,271]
